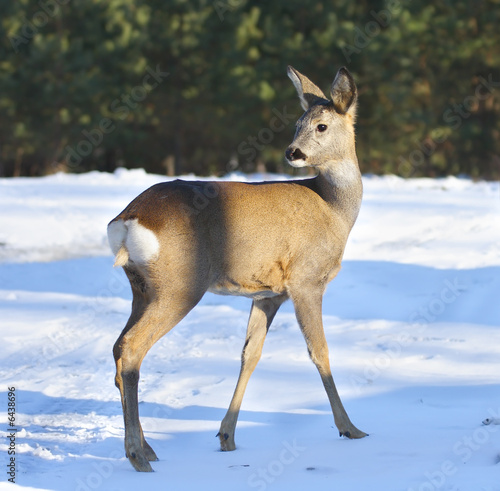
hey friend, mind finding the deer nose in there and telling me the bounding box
[285,147,307,162]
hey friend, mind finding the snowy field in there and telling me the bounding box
[0,169,499,491]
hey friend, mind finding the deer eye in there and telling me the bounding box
[317,124,327,132]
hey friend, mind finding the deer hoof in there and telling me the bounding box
[127,448,154,472]
[339,427,368,439]
[142,440,159,462]
[217,431,236,451]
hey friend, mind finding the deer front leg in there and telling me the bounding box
[292,289,367,440]
[218,296,285,451]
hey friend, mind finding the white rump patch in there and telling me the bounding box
[125,219,160,264]
[107,218,160,265]
[107,220,127,256]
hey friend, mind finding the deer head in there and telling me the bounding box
[285,66,358,170]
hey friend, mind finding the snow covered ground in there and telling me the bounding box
[0,169,499,491]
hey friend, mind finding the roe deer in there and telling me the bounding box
[108,65,366,472]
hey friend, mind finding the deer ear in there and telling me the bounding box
[287,66,329,111]
[330,67,357,115]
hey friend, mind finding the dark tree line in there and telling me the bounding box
[1,0,499,178]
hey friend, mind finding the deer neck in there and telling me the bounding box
[313,157,363,231]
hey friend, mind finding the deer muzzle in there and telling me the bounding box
[285,147,307,163]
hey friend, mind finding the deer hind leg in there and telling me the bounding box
[218,295,286,451]
[292,289,367,440]
[114,279,204,472]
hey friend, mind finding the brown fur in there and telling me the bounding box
[109,66,366,472]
